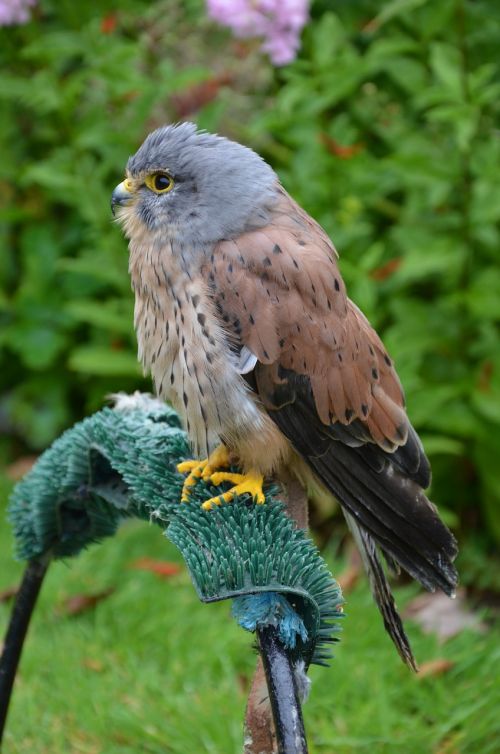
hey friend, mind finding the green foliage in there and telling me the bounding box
[0,0,252,449]
[1,0,499,542]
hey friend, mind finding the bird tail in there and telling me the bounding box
[344,512,417,671]
[306,441,458,598]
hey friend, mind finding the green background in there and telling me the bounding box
[0,1,499,751]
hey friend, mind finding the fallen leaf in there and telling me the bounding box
[121,90,140,103]
[130,558,182,579]
[0,585,19,603]
[232,39,258,60]
[82,658,104,673]
[101,13,117,34]
[237,672,250,695]
[434,733,462,754]
[171,74,233,118]
[417,658,455,679]
[71,729,101,754]
[370,257,402,281]
[112,733,135,746]
[404,589,487,641]
[477,359,494,392]
[362,18,379,34]
[61,588,115,617]
[337,543,362,593]
[121,694,142,712]
[320,133,364,160]
[6,456,38,480]
[337,565,360,593]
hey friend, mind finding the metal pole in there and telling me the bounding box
[245,473,309,754]
[257,625,308,754]
[0,556,50,746]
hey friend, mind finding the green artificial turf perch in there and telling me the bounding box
[0,393,343,752]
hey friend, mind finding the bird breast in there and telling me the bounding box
[128,238,267,458]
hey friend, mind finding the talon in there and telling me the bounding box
[202,470,265,510]
[177,459,202,474]
[177,445,230,503]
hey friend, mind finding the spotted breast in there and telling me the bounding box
[128,235,275,461]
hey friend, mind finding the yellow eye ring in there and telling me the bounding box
[145,172,174,194]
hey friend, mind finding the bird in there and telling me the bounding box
[112,122,458,670]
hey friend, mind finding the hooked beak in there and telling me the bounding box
[111,179,134,215]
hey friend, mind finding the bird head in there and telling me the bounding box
[112,122,278,247]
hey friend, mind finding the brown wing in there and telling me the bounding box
[206,188,407,451]
[203,187,458,670]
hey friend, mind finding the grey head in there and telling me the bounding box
[112,122,279,246]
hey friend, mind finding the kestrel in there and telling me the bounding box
[112,123,458,668]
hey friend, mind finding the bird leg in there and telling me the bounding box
[177,444,231,503]
[177,445,265,510]
[202,470,265,510]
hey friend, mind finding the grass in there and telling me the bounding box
[1,495,499,754]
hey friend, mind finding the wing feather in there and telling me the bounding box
[205,188,405,449]
[203,187,458,666]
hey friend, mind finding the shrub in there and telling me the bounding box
[1,0,499,543]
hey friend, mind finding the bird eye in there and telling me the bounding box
[146,172,174,194]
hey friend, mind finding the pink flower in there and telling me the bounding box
[206,0,309,66]
[0,0,36,26]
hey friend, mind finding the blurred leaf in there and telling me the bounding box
[2,376,71,449]
[417,658,455,679]
[467,268,500,320]
[69,346,140,376]
[429,43,462,99]
[0,585,18,603]
[5,455,38,481]
[419,435,464,457]
[66,299,134,335]
[369,0,429,29]
[57,255,130,291]
[130,558,183,579]
[61,588,115,617]
[474,436,500,543]
[82,657,105,673]
[3,323,68,370]
[407,386,464,427]
[391,241,464,287]
[472,357,500,424]
[427,102,479,151]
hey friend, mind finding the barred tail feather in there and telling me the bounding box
[344,512,417,671]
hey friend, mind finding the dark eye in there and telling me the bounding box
[154,174,170,191]
[146,172,174,194]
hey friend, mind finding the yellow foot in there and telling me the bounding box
[177,445,230,503]
[202,470,265,511]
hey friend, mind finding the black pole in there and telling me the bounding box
[0,556,50,746]
[257,625,308,754]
